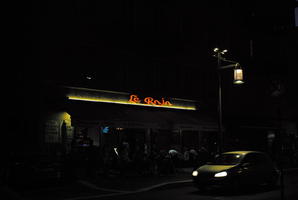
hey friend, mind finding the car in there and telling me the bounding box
[192,151,279,190]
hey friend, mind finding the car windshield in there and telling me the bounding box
[212,154,243,165]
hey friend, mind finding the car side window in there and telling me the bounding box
[242,154,254,164]
[242,154,260,165]
[256,154,272,166]
[254,154,265,165]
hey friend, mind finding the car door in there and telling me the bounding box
[255,153,276,184]
[252,153,269,184]
[239,153,262,185]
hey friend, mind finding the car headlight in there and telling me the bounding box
[214,171,228,178]
[192,170,199,177]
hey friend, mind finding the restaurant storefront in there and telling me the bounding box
[42,86,218,157]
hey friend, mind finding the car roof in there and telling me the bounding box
[222,151,264,156]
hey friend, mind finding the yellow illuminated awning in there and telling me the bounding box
[65,86,197,111]
[68,96,196,110]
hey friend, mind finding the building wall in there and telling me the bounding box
[20,1,297,156]
[43,111,74,154]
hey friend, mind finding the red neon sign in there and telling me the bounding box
[129,94,173,107]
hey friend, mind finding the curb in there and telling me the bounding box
[77,180,130,193]
[65,179,193,200]
[134,179,193,192]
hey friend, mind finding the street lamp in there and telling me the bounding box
[213,48,244,153]
[233,64,244,84]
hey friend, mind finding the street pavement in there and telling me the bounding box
[2,168,298,200]
[1,168,193,200]
[73,169,298,200]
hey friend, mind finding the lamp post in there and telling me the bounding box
[213,48,244,153]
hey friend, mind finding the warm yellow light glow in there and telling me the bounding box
[234,69,244,84]
[68,96,196,110]
[234,80,244,84]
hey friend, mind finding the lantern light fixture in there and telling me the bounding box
[233,63,244,84]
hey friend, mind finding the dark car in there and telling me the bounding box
[192,151,279,190]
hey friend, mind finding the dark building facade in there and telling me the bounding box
[40,84,219,157]
[13,1,297,167]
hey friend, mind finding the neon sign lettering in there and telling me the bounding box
[129,95,141,103]
[129,94,173,107]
